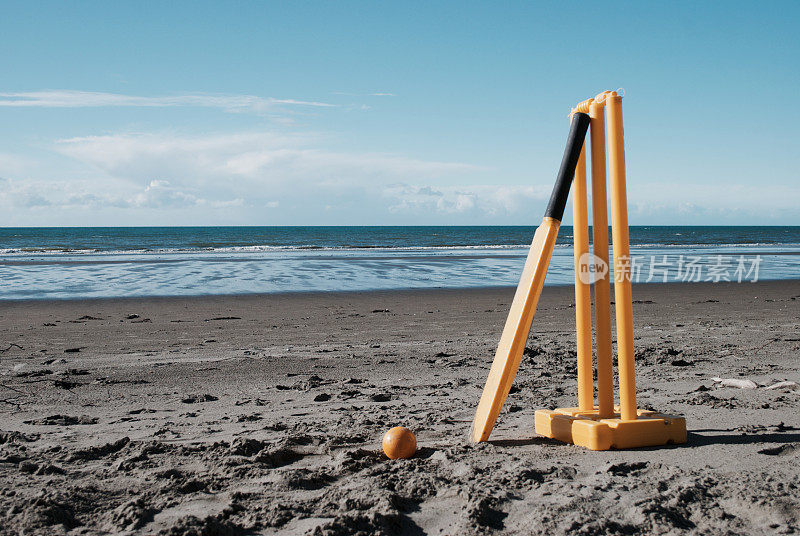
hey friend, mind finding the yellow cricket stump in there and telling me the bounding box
[572,144,593,412]
[589,99,614,419]
[532,90,686,450]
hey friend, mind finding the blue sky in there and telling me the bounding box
[1,1,798,226]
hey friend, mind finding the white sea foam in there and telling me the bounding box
[2,242,799,257]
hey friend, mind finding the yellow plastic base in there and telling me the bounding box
[534,406,686,451]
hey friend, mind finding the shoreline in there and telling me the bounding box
[2,278,799,305]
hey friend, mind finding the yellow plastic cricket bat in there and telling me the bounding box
[471,112,590,442]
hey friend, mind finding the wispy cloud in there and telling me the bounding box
[0,152,31,176]
[54,131,479,189]
[0,176,243,213]
[383,183,550,215]
[332,91,397,97]
[0,90,334,113]
[132,179,244,209]
[9,126,797,225]
[1,130,487,224]
[624,182,800,223]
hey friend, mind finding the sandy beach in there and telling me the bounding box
[1,280,798,535]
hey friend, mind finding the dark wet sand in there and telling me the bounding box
[1,280,799,535]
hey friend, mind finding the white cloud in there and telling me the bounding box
[383,183,550,215]
[0,152,32,177]
[132,179,199,208]
[224,149,477,182]
[0,177,101,210]
[56,132,304,179]
[130,180,244,209]
[55,131,480,191]
[625,182,800,222]
[5,126,800,225]
[0,176,243,215]
[0,90,334,113]
[332,91,396,97]
[0,130,486,223]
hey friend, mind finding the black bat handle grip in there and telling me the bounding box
[544,112,590,222]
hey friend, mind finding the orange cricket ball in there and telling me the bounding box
[382,426,417,459]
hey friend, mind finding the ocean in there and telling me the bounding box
[1,226,799,300]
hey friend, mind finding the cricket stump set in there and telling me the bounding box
[472,91,687,450]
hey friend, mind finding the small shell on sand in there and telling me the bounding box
[711,377,758,389]
[764,381,799,391]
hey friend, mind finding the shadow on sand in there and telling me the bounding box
[483,429,800,452]
[686,430,800,449]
